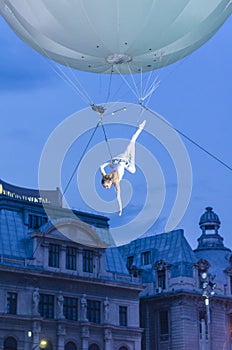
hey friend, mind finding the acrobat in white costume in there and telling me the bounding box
[100,120,146,216]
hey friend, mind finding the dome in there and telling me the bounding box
[199,207,221,228]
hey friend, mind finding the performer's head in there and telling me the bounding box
[101,174,113,189]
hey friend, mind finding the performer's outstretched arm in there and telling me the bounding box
[100,161,110,176]
[114,182,122,216]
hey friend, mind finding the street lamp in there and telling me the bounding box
[27,331,48,350]
[32,339,48,350]
[201,272,216,350]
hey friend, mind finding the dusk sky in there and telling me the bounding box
[0,13,232,248]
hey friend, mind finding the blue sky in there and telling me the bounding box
[0,14,232,248]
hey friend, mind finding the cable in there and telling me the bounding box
[142,105,232,172]
[61,120,101,201]
[101,122,113,162]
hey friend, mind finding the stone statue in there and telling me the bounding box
[81,294,88,321]
[103,297,109,322]
[57,291,65,319]
[32,288,40,315]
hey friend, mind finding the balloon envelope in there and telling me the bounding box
[0,0,231,74]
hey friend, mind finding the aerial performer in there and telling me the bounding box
[100,120,146,216]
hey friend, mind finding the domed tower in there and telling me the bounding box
[196,207,225,250]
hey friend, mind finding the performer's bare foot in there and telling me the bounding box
[139,120,146,130]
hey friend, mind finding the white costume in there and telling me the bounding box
[100,120,146,215]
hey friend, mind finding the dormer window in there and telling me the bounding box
[127,256,134,270]
[195,259,210,288]
[154,260,168,290]
[141,251,151,265]
[28,214,48,229]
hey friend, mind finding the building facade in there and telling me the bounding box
[119,207,232,350]
[0,179,143,350]
[1,178,232,350]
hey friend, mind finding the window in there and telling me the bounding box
[4,336,17,350]
[141,251,151,265]
[83,250,93,273]
[66,247,77,270]
[157,269,166,289]
[87,300,101,323]
[89,344,100,350]
[39,294,54,319]
[65,342,77,350]
[64,297,78,321]
[28,214,48,229]
[119,306,127,326]
[159,310,169,341]
[126,256,134,269]
[48,244,60,268]
[7,292,17,315]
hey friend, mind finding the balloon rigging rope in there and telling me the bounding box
[114,66,140,100]
[142,105,232,172]
[127,63,141,100]
[19,25,94,105]
[63,61,94,105]
[105,66,114,103]
[44,59,93,105]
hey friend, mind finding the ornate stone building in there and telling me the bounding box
[1,178,232,350]
[0,179,143,350]
[119,207,232,350]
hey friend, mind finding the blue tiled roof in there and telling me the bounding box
[105,247,129,275]
[0,209,32,258]
[120,229,196,264]
[0,202,127,276]
[119,229,197,281]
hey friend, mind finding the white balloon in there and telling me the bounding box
[0,0,231,73]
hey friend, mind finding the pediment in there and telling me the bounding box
[42,219,109,248]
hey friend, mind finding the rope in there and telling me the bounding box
[142,104,232,172]
[101,122,113,162]
[61,120,101,201]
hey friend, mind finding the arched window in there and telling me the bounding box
[65,342,77,350]
[88,344,100,350]
[4,337,17,350]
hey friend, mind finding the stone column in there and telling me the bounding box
[81,325,89,350]
[60,244,66,272]
[78,248,83,273]
[57,322,66,350]
[104,328,112,350]
[43,242,49,269]
[32,321,41,349]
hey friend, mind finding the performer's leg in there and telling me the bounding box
[120,120,146,173]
